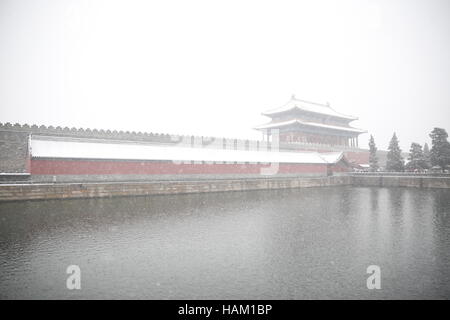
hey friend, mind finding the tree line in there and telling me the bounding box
[368,128,450,172]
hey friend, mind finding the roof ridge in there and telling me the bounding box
[262,96,358,120]
[292,96,329,107]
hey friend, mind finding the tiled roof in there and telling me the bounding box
[262,96,358,120]
[254,119,366,133]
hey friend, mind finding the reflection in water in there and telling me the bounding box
[370,188,379,212]
[0,187,449,299]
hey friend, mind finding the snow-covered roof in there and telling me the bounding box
[262,96,357,120]
[30,137,344,164]
[0,173,30,176]
[318,152,344,164]
[254,119,366,134]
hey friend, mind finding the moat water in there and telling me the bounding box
[0,186,449,299]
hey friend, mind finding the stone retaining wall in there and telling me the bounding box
[352,175,450,188]
[1,175,449,202]
[0,176,351,202]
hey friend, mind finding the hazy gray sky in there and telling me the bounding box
[1,0,449,150]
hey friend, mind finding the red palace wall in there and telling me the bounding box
[31,159,330,176]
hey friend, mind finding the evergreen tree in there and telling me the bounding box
[386,133,404,172]
[406,142,427,171]
[423,143,432,169]
[368,135,379,172]
[429,128,450,171]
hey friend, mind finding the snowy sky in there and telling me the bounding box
[1,0,449,151]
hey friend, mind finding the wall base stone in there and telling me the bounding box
[1,175,449,202]
[0,176,351,202]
